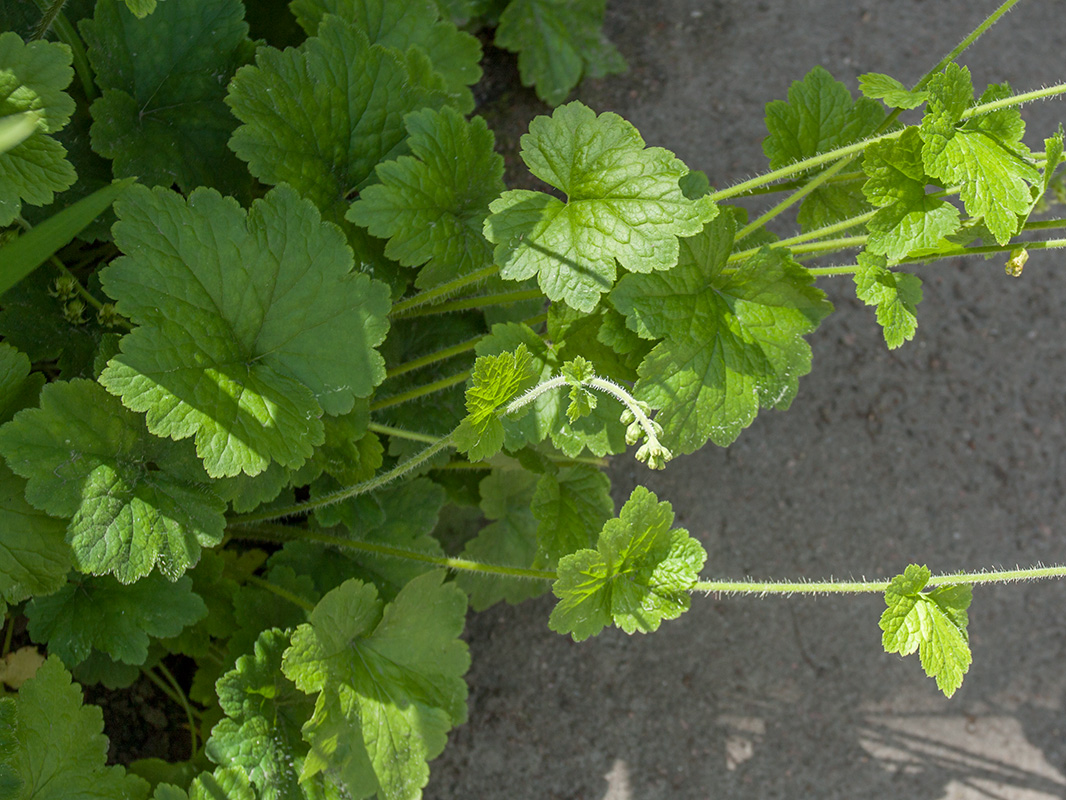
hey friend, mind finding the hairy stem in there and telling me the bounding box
[393,290,543,319]
[389,265,499,317]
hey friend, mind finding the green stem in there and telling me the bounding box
[369,370,470,412]
[914,0,1023,91]
[227,432,457,525]
[389,265,499,317]
[144,664,200,756]
[31,1,95,100]
[366,422,439,444]
[245,573,315,613]
[962,83,1066,119]
[393,290,543,319]
[1,615,14,658]
[694,564,1066,595]
[729,211,877,263]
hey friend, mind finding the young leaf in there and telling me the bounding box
[26,572,206,669]
[207,629,330,800]
[549,486,706,641]
[880,564,972,698]
[919,65,1039,244]
[456,467,544,610]
[858,72,929,109]
[611,208,833,453]
[474,322,629,458]
[453,344,537,462]
[0,379,226,582]
[99,184,391,478]
[0,32,77,227]
[226,14,452,225]
[7,656,150,799]
[560,356,598,422]
[348,106,504,289]
[282,571,469,800]
[494,0,626,106]
[289,0,482,112]
[853,252,922,349]
[80,0,255,194]
[484,102,718,312]
[862,127,961,261]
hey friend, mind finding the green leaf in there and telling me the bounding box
[27,573,206,668]
[0,110,37,154]
[99,183,391,479]
[226,14,452,224]
[80,0,254,194]
[455,468,544,610]
[1038,124,1064,203]
[0,179,133,299]
[0,462,70,609]
[289,0,482,112]
[880,564,972,698]
[453,344,537,462]
[0,32,77,227]
[0,698,19,798]
[858,72,928,109]
[611,208,833,453]
[474,322,629,458]
[0,379,226,582]
[560,356,597,422]
[531,465,612,570]
[282,571,469,800]
[207,629,331,800]
[762,66,884,231]
[494,0,626,106]
[8,655,150,799]
[854,252,922,349]
[0,342,42,425]
[549,486,706,641]
[862,127,961,261]
[348,106,504,289]
[484,102,717,312]
[919,65,1039,244]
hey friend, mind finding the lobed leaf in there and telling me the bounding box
[484,102,717,312]
[282,571,469,800]
[0,379,226,582]
[494,0,626,106]
[853,252,922,349]
[549,486,706,641]
[80,0,255,194]
[611,208,832,453]
[531,464,613,570]
[880,564,972,698]
[348,106,504,289]
[858,72,928,109]
[0,32,77,226]
[453,344,537,462]
[99,184,391,478]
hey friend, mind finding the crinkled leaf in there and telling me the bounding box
[7,656,149,800]
[854,251,922,349]
[549,486,706,641]
[99,184,391,479]
[880,564,972,698]
[611,208,832,453]
[484,102,717,312]
[531,465,612,570]
[1038,124,1064,204]
[858,72,928,109]
[474,322,629,458]
[0,462,70,608]
[494,0,626,106]
[453,344,537,462]
[282,571,469,800]
[207,629,332,800]
[762,66,884,231]
[290,0,482,112]
[0,379,226,582]
[185,768,255,800]
[456,468,544,610]
[863,127,961,261]
[226,14,452,224]
[26,572,206,668]
[919,65,1039,244]
[348,106,503,289]
[560,356,597,422]
[0,32,77,226]
[80,0,254,194]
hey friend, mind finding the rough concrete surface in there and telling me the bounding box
[429,1,1066,798]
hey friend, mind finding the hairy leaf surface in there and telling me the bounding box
[853,252,922,349]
